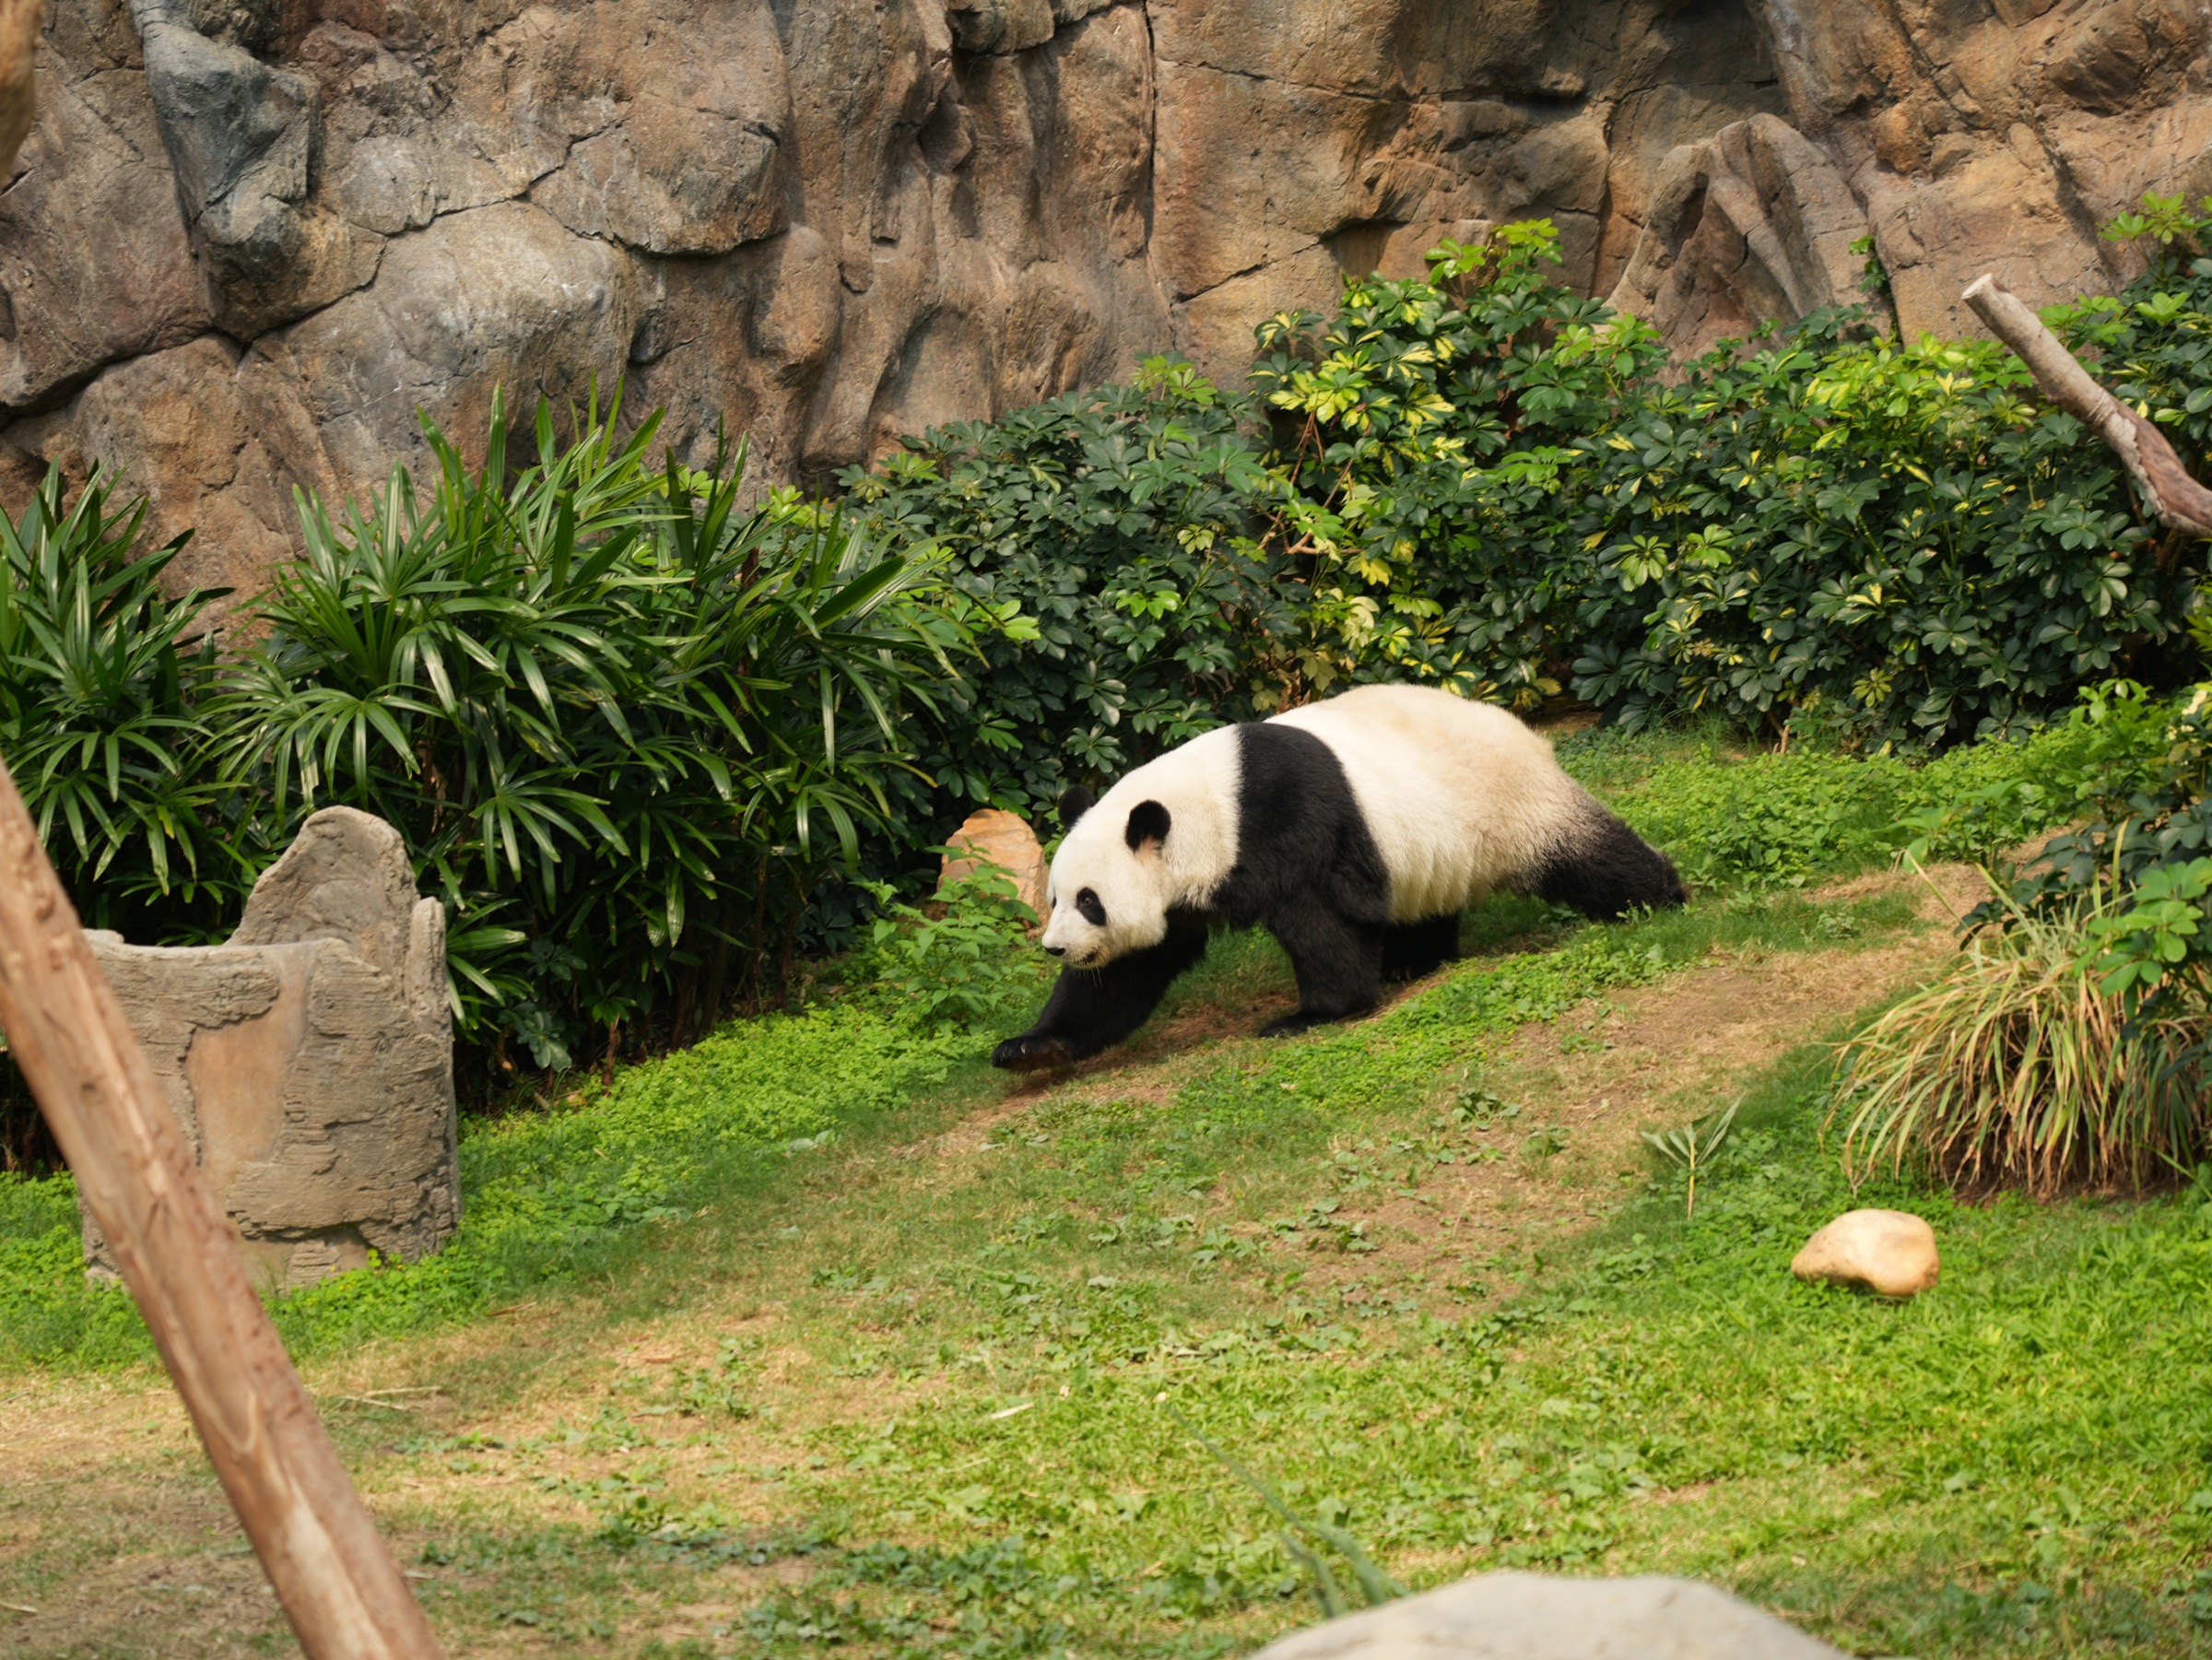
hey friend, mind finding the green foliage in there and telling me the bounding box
[1641,1098,1739,1217]
[855,862,1049,1033]
[853,208,2210,775]
[217,391,974,1061]
[840,356,1301,821]
[1251,222,1668,703]
[1260,229,2186,745]
[0,465,236,938]
[1848,232,1893,303]
[1988,678,2212,1030]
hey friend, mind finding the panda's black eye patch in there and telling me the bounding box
[1076,888,1107,926]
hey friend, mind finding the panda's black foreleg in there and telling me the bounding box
[1262,906,1386,1038]
[1382,912,1462,983]
[991,910,1211,1071]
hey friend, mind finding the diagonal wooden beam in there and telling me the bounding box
[1963,271,2212,537]
[0,756,441,1660]
[0,0,38,176]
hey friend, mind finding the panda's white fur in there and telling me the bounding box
[1041,724,1240,969]
[997,682,1683,1070]
[1267,685,1589,923]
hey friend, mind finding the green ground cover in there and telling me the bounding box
[6,724,2212,1657]
[0,722,2068,1374]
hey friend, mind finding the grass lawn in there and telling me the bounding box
[6,725,2212,1656]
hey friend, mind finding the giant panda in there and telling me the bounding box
[990,683,1685,1072]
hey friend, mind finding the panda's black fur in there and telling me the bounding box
[991,708,1684,1072]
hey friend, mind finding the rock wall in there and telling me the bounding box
[0,0,2206,602]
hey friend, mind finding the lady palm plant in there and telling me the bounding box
[209,387,967,1077]
[0,467,239,1169]
[0,465,236,936]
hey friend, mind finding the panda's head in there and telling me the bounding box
[1039,786,1174,969]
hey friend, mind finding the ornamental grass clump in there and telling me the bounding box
[1835,889,2210,1197]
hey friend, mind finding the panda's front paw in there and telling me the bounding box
[992,1033,1074,1072]
[1259,1012,1321,1039]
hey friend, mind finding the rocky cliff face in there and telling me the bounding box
[2,0,2206,600]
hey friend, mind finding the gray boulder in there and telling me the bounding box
[1250,1572,1847,1660]
[81,806,457,1292]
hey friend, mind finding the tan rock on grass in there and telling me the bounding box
[1792,1207,1939,1298]
[938,807,1049,927]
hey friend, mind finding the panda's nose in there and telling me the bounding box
[1043,944,1066,958]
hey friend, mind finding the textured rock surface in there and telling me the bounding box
[1792,1207,1940,1298]
[3,0,2208,598]
[1249,1571,1848,1658]
[939,806,1049,924]
[82,806,457,1291]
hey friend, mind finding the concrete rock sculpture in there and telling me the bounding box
[81,806,457,1291]
[4,0,2207,600]
[1792,1207,1940,1299]
[1248,1571,1849,1658]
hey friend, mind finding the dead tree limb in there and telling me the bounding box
[0,757,442,1660]
[0,0,38,176]
[1963,271,2212,537]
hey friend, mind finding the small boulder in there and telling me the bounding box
[1792,1207,1938,1298]
[938,808,1049,926]
[1248,1571,1848,1658]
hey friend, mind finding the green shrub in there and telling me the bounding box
[0,394,989,1139]
[1254,223,2196,748]
[1983,674,2212,1029]
[853,861,1048,1033]
[0,465,238,938]
[852,206,2210,783]
[841,356,1303,824]
[0,468,243,1169]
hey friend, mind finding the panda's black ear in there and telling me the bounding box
[1124,799,1171,853]
[1059,785,1097,832]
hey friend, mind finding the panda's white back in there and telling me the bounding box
[1268,684,1584,921]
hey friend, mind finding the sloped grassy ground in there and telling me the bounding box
[7,724,2212,1657]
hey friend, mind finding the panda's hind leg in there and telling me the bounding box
[1261,906,1386,1037]
[1382,912,1461,983]
[1534,805,1688,920]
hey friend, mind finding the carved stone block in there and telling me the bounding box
[79,806,457,1292]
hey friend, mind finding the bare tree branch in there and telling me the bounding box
[1962,271,2212,538]
[0,0,38,176]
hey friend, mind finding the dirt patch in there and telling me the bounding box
[0,1380,288,1657]
[1290,935,1959,1304]
[1818,860,1992,924]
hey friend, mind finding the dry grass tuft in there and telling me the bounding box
[1835,898,2209,1197]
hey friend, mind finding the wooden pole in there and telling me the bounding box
[0,0,39,177]
[1963,271,2212,537]
[0,757,442,1659]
